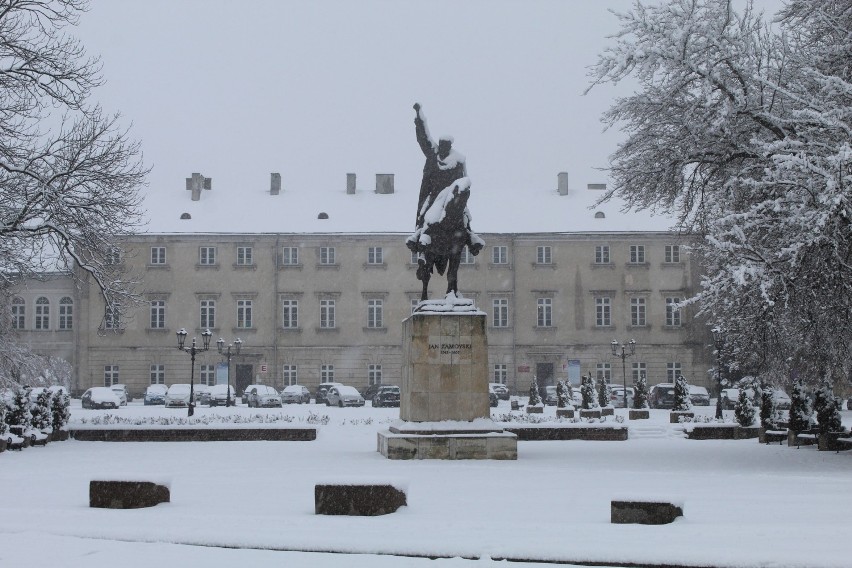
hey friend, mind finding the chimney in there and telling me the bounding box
[346,173,357,195]
[270,173,281,195]
[587,183,607,190]
[185,172,211,201]
[557,172,569,196]
[375,173,394,194]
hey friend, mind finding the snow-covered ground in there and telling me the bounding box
[1,401,850,568]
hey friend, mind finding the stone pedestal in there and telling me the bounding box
[379,301,517,460]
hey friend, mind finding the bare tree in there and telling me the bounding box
[0,0,147,321]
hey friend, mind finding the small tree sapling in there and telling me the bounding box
[788,381,812,433]
[50,390,71,432]
[581,374,599,410]
[632,373,649,409]
[528,377,542,406]
[734,388,756,427]
[673,375,692,412]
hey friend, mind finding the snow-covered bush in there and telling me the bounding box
[632,373,649,409]
[581,374,599,410]
[0,398,7,437]
[31,388,52,431]
[734,388,756,427]
[788,381,812,433]
[556,380,571,408]
[51,390,71,431]
[673,375,692,412]
[814,385,843,434]
[528,378,542,406]
[6,388,33,431]
[759,384,777,429]
[597,378,609,408]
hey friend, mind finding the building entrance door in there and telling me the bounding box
[536,363,554,395]
[235,364,254,395]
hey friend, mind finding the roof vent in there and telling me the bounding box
[186,172,212,201]
[375,173,394,194]
[270,173,281,195]
[557,172,569,196]
[587,183,607,190]
[180,212,191,220]
[317,212,329,220]
[346,173,356,195]
[594,211,605,219]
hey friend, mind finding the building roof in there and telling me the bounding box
[142,174,676,235]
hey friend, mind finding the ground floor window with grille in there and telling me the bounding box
[321,364,334,382]
[282,365,298,386]
[666,362,682,383]
[493,364,508,384]
[200,364,215,386]
[150,364,165,384]
[104,365,119,386]
[632,362,647,383]
[368,364,382,385]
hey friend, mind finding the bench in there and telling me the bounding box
[764,429,787,445]
[795,433,818,448]
[834,436,852,454]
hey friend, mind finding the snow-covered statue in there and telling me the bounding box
[406,103,484,302]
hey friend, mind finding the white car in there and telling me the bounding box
[81,387,121,410]
[281,385,311,404]
[325,385,365,407]
[246,385,282,408]
[610,386,635,408]
[165,383,193,407]
[110,383,129,406]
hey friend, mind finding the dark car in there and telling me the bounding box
[489,388,498,407]
[649,383,676,409]
[489,383,510,400]
[315,382,343,405]
[371,385,400,408]
[362,384,383,401]
[281,385,311,404]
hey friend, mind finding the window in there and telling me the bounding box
[150,364,165,385]
[367,246,383,265]
[368,364,382,385]
[667,362,682,383]
[665,245,681,263]
[596,363,612,383]
[666,297,682,327]
[281,247,299,265]
[200,299,216,329]
[35,297,50,330]
[629,244,645,264]
[536,246,552,264]
[237,300,253,328]
[321,364,334,382]
[150,246,167,265]
[320,299,335,328]
[536,298,552,327]
[632,362,647,383]
[595,297,611,327]
[104,306,119,330]
[59,297,73,330]
[367,299,383,328]
[460,246,475,265]
[630,297,647,327]
[493,364,508,384]
[281,299,298,329]
[319,246,335,265]
[106,246,122,265]
[199,246,217,265]
[492,246,508,265]
[150,300,165,329]
[595,245,610,264]
[237,246,253,265]
[200,364,215,386]
[282,364,298,386]
[492,298,509,328]
[104,365,119,387]
[11,297,24,330]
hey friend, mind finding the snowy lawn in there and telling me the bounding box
[1,401,850,568]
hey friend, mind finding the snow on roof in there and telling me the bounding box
[142,176,676,235]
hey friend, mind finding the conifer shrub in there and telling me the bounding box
[51,390,71,432]
[556,380,571,408]
[6,388,33,432]
[734,388,756,427]
[528,378,542,406]
[581,374,599,410]
[597,377,609,408]
[31,389,52,431]
[788,381,812,433]
[759,384,777,429]
[673,375,692,412]
[632,373,649,409]
[814,385,843,434]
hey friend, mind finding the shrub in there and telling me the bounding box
[788,381,812,433]
[814,385,843,434]
[597,377,609,408]
[673,375,692,412]
[632,373,649,409]
[528,378,542,406]
[556,380,571,408]
[734,388,756,427]
[6,388,33,431]
[31,389,52,431]
[51,390,71,431]
[759,384,777,429]
[581,374,599,410]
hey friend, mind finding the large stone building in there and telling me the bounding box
[9,173,711,397]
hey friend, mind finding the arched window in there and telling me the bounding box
[11,297,25,330]
[59,297,73,330]
[35,297,50,330]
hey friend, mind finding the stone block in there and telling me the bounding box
[580,409,602,419]
[629,409,649,420]
[526,405,544,414]
[378,430,517,460]
[556,408,575,419]
[601,407,614,417]
[90,480,170,509]
[315,484,406,516]
[611,500,683,525]
[670,411,694,423]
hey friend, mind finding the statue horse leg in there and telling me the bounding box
[446,253,461,296]
[417,254,432,301]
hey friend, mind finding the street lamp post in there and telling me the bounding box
[176,328,212,417]
[216,337,243,407]
[712,327,724,419]
[611,339,637,409]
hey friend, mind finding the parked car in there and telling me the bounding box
[315,382,343,405]
[325,385,365,407]
[241,384,264,405]
[247,385,282,408]
[688,385,710,406]
[489,383,510,400]
[362,384,383,401]
[144,384,168,405]
[281,384,311,404]
[721,387,758,410]
[81,387,121,410]
[649,383,676,409]
[109,383,129,406]
[165,383,193,408]
[371,385,400,408]
[194,384,212,406]
[207,384,237,406]
[611,386,635,408]
[488,385,499,407]
[543,385,557,406]
[770,389,792,410]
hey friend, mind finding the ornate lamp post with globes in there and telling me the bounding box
[611,339,637,409]
[216,337,242,407]
[176,328,212,417]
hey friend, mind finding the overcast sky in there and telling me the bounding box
[75,0,785,213]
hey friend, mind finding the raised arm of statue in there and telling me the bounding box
[413,103,436,157]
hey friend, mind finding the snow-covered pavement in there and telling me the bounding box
[1,401,849,568]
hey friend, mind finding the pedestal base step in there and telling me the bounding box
[378,430,517,460]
